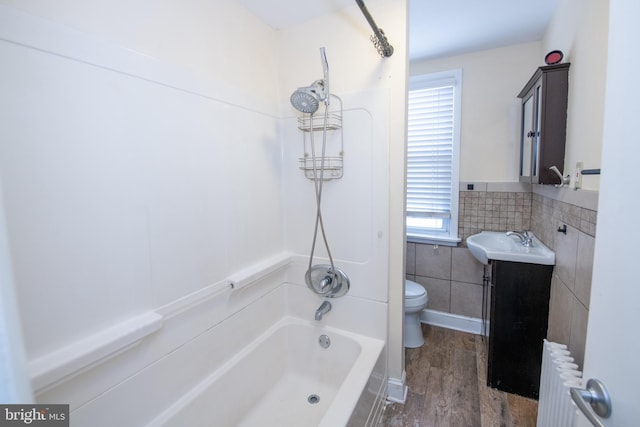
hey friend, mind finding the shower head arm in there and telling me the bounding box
[310,80,328,104]
[320,47,329,105]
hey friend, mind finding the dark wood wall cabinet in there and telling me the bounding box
[487,260,553,399]
[518,63,570,185]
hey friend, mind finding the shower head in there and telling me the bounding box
[290,47,331,114]
[290,81,324,114]
[290,88,319,113]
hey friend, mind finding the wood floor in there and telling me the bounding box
[379,324,538,427]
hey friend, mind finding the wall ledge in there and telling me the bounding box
[29,252,295,394]
[460,181,532,193]
[29,311,163,393]
[156,252,293,320]
[533,184,599,211]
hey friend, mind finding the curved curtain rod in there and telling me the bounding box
[355,0,394,57]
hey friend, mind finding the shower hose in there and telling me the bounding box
[307,104,337,287]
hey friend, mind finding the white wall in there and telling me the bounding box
[411,41,542,182]
[0,182,33,402]
[0,0,283,380]
[0,0,279,107]
[407,3,609,336]
[410,0,609,193]
[582,1,640,424]
[276,0,408,384]
[543,0,609,191]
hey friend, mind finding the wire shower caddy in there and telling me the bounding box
[297,95,344,181]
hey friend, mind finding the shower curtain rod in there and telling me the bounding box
[355,0,394,57]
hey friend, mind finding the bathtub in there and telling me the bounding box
[146,316,386,427]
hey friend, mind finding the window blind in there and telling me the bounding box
[406,84,454,220]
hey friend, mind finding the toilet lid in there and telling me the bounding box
[405,280,426,299]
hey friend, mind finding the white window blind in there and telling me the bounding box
[406,70,461,243]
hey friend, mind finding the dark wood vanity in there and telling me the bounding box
[487,260,553,399]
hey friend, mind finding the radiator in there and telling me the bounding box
[536,340,583,427]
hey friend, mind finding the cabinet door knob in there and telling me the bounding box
[527,130,536,138]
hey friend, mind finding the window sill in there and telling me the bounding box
[406,234,461,246]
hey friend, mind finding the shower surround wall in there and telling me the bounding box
[277,0,409,398]
[0,2,285,409]
[0,0,408,416]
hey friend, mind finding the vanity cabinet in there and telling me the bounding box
[487,260,553,399]
[518,63,570,184]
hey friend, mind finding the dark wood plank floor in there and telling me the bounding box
[379,324,538,427]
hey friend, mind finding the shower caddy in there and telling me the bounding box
[297,95,344,181]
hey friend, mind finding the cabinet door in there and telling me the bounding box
[487,261,553,398]
[519,90,535,182]
[532,84,542,182]
[518,63,569,184]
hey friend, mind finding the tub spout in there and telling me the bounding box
[315,301,332,321]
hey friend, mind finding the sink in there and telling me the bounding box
[466,231,555,265]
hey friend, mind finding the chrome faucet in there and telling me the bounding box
[315,301,332,321]
[318,274,334,294]
[506,230,533,247]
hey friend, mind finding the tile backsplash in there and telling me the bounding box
[459,190,532,244]
[407,183,598,369]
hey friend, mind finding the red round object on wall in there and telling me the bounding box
[545,50,564,65]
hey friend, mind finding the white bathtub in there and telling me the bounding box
[146,316,385,427]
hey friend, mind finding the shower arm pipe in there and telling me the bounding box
[355,0,394,57]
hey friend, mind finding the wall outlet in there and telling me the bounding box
[575,161,583,189]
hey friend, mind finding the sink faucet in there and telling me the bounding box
[315,301,332,321]
[506,230,533,247]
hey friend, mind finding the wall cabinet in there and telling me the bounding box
[518,63,570,184]
[487,260,553,399]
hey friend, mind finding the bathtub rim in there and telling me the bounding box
[144,315,385,427]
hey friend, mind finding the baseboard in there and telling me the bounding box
[386,371,408,404]
[420,309,486,335]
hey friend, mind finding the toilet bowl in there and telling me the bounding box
[404,279,428,348]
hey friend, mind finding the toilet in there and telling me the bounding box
[404,279,428,348]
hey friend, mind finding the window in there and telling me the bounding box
[406,69,461,245]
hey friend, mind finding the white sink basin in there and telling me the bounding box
[466,231,555,265]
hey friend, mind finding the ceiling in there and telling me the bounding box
[238,0,560,60]
[409,0,559,60]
